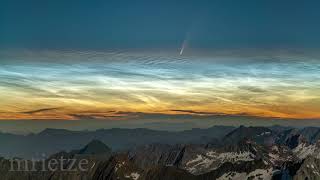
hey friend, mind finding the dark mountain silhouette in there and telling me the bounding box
[78,140,112,155]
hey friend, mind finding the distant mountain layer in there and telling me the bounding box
[2,125,320,160]
[0,126,235,158]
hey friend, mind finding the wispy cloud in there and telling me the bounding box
[21,107,62,114]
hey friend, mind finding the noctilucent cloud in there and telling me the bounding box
[0,50,319,120]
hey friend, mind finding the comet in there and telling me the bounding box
[179,39,187,55]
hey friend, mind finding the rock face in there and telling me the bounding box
[222,126,274,145]
[285,134,307,149]
[293,156,320,180]
[129,144,191,169]
[3,126,320,180]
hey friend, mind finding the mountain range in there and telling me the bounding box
[1,125,320,179]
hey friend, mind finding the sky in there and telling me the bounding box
[1,0,320,49]
[0,0,320,131]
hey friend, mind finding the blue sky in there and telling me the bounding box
[1,0,320,49]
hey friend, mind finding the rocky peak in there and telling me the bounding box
[78,140,112,155]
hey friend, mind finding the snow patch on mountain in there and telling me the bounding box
[257,132,271,137]
[217,168,272,180]
[186,154,214,173]
[115,161,126,172]
[186,151,254,174]
[124,172,140,180]
[205,151,254,161]
[293,143,316,159]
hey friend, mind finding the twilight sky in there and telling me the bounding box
[0,0,320,125]
[1,0,320,49]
